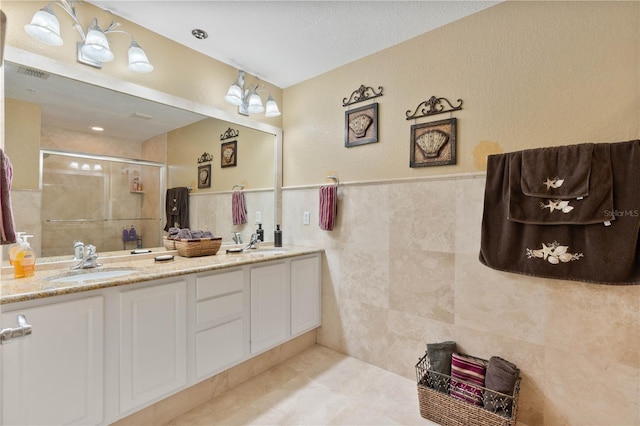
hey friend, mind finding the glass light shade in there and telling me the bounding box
[24,6,62,46]
[81,21,113,62]
[265,94,281,117]
[224,83,243,106]
[128,41,153,73]
[247,89,264,114]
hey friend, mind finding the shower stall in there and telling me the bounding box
[40,150,165,257]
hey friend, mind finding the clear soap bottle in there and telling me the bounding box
[14,235,36,279]
[8,231,26,266]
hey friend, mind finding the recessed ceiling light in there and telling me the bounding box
[192,29,208,40]
[90,126,104,132]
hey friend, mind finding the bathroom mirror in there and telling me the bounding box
[3,47,282,260]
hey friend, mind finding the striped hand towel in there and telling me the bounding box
[319,185,338,231]
[232,191,247,225]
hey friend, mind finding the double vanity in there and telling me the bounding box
[1,245,322,425]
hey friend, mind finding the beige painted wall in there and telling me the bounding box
[167,119,274,192]
[283,1,639,186]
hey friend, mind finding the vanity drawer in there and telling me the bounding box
[196,269,243,301]
[196,292,243,327]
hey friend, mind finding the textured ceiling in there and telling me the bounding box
[88,1,500,88]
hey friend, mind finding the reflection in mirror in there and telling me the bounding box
[40,150,164,257]
[3,49,281,263]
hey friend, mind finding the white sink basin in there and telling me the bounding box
[49,269,138,283]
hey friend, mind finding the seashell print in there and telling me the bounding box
[349,114,373,137]
[416,130,449,158]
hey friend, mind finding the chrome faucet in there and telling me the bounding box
[73,241,84,260]
[244,234,260,250]
[71,244,102,270]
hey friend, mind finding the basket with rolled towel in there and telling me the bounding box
[164,227,222,257]
[415,342,520,426]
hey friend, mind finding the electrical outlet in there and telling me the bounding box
[256,211,262,223]
[303,211,310,225]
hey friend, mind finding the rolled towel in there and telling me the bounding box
[426,341,457,393]
[176,228,193,240]
[483,356,519,416]
[319,184,338,231]
[450,353,487,406]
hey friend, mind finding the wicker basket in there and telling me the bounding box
[415,352,520,426]
[174,237,222,257]
[163,236,177,250]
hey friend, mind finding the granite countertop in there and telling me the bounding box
[1,244,322,305]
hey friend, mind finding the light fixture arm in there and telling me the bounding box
[46,0,86,40]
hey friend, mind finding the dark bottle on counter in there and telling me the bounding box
[274,224,282,247]
[256,223,264,242]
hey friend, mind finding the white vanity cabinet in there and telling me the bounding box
[250,262,290,354]
[194,269,247,379]
[119,279,187,414]
[290,254,322,336]
[250,253,322,354]
[0,249,322,425]
[1,296,104,426]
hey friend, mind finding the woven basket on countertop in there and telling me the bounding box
[415,352,520,426]
[163,236,176,250]
[174,237,222,257]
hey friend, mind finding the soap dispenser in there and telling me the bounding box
[256,223,264,242]
[274,225,282,247]
[8,232,26,266]
[14,235,36,279]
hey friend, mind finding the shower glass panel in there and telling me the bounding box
[40,150,165,257]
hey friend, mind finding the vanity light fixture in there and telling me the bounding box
[24,0,153,73]
[224,70,281,117]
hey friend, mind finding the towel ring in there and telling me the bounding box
[326,175,339,187]
[232,184,244,191]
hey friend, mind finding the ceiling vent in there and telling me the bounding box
[17,66,50,80]
[130,112,153,121]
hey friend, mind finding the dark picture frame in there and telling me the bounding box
[221,140,237,168]
[345,102,378,147]
[410,117,457,167]
[197,164,211,188]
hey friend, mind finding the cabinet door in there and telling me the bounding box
[291,254,322,336]
[250,262,289,354]
[2,296,104,426]
[119,280,187,414]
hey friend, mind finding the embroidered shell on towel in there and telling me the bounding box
[416,130,449,158]
[349,114,373,137]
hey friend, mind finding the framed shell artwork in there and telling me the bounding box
[410,117,457,167]
[197,164,211,188]
[345,102,378,147]
[221,141,237,168]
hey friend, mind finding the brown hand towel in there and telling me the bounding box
[521,143,593,199]
[480,140,640,285]
[483,356,519,416]
[509,143,614,225]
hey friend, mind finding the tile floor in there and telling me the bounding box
[165,344,433,425]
